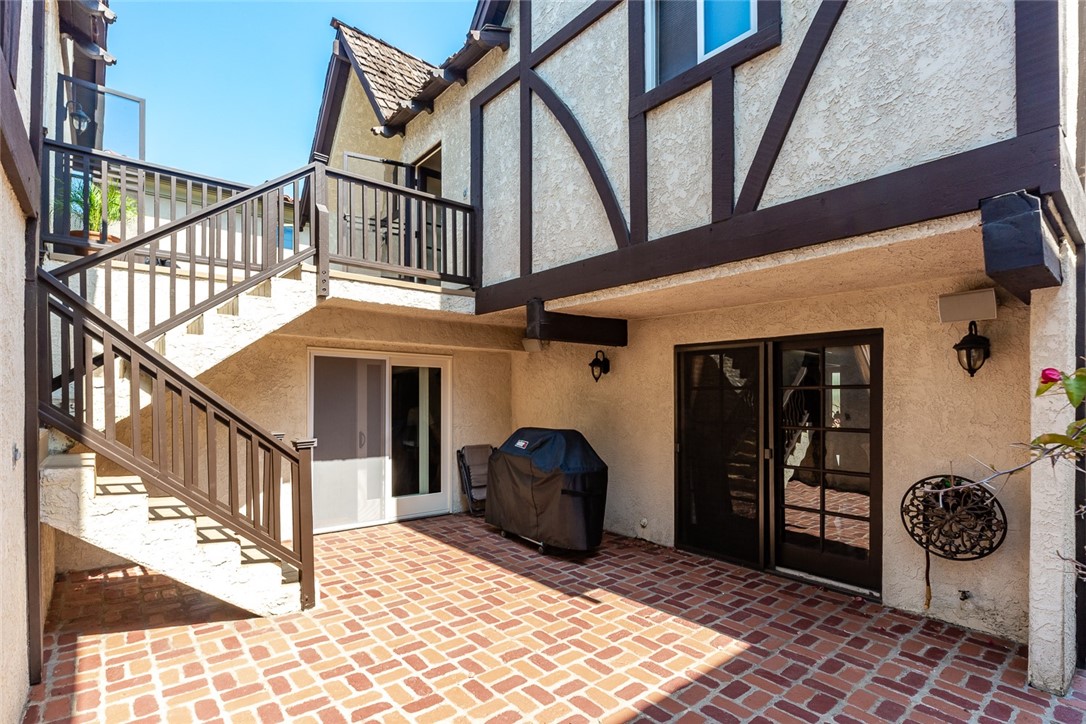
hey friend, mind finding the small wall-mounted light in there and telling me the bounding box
[66,100,90,134]
[589,350,610,382]
[953,321,991,377]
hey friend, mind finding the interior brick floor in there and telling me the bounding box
[22,514,1086,723]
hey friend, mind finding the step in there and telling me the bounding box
[94,475,145,497]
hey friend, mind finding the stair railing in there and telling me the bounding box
[48,163,327,341]
[38,269,317,609]
[43,139,248,252]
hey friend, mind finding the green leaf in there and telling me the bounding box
[1037,381,1058,396]
[1067,372,1086,407]
[1033,433,1079,447]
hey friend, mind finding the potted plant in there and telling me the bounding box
[55,179,138,253]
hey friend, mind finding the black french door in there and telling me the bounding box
[676,331,882,594]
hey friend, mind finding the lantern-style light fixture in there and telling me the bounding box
[66,100,90,135]
[953,321,991,377]
[589,350,610,382]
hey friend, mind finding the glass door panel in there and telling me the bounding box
[312,356,387,533]
[676,345,763,565]
[774,337,881,592]
[390,362,449,519]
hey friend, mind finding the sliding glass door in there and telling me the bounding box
[311,352,451,533]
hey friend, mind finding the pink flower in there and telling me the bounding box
[1040,368,1062,384]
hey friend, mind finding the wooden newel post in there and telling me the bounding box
[313,164,330,299]
[292,437,317,609]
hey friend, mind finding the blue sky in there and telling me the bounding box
[106,1,477,185]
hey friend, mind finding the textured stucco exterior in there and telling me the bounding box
[530,93,615,272]
[534,2,629,227]
[646,82,712,241]
[1,162,31,724]
[759,0,1016,208]
[328,75,403,172]
[531,0,593,51]
[1027,242,1078,694]
[481,87,521,285]
[194,305,516,516]
[511,268,1033,642]
[396,0,520,207]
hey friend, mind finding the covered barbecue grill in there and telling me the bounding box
[485,428,608,552]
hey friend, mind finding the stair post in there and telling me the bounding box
[313,163,330,299]
[292,437,318,609]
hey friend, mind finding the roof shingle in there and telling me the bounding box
[334,19,437,123]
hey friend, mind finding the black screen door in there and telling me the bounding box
[774,334,882,592]
[676,344,764,565]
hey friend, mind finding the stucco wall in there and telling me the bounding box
[481,87,520,285]
[646,81,712,241]
[531,0,593,51]
[510,273,1033,642]
[1,168,30,724]
[530,93,615,272]
[759,0,1016,208]
[194,305,516,516]
[399,0,521,206]
[329,75,403,171]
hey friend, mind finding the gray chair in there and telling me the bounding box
[457,445,493,516]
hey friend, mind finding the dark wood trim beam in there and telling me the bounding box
[734,0,847,215]
[528,1,622,69]
[1015,0,1060,136]
[475,64,520,108]
[520,2,533,276]
[24,0,44,687]
[526,298,628,346]
[0,49,39,219]
[528,71,630,248]
[711,68,735,222]
[628,1,647,244]
[981,191,1061,303]
[470,98,484,288]
[476,128,1062,314]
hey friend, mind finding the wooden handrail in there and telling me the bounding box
[52,163,318,279]
[44,138,249,191]
[326,166,475,212]
[39,269,315,607]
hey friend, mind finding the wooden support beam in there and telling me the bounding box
[982,191,1063,304]
[525,298,628,347]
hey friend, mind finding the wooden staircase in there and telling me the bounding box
[37,142,479,616]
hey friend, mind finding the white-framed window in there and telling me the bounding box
[646,0,758,89]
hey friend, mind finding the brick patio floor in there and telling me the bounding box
[21,514,1086,723]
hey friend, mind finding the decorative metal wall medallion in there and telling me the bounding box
[900,475,1007,560]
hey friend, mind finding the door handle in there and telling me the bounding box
[359,431,367,449]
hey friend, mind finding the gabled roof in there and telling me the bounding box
[333,19,436,125]
[309,0,512,162]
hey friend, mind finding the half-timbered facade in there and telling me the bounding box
[8,0,1086,711]
[310,0,1086,695]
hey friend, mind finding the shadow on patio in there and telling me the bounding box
[22,513,1086,723]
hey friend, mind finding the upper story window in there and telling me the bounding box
[647,0,757,88]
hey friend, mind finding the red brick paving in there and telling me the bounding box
[21,514,1086,722]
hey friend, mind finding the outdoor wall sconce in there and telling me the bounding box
[589,350,610,382]
[953,321,991,377]
[66,101,90,134]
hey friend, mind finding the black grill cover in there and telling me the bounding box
[485,428,608,551]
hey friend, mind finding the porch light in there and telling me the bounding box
[66,101,90,134]
[953,321,990,377]
[589,350,610,382]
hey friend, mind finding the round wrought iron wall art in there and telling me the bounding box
[900,475,1007,561]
